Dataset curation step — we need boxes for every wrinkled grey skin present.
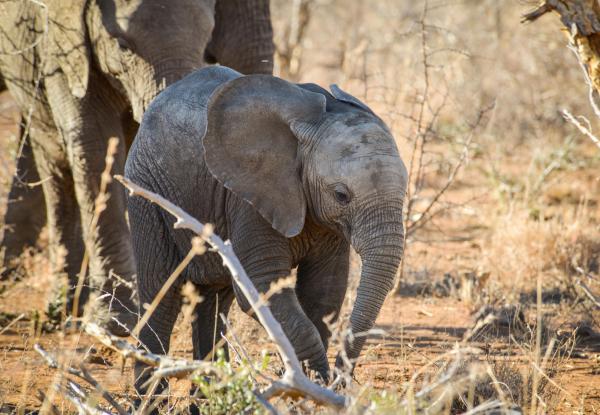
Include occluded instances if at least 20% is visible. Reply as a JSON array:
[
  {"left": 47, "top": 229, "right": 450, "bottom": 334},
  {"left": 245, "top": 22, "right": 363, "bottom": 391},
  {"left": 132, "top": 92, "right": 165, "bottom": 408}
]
[
  {"left": 0, "top": 0, "right": 273, "bottom": 333},
  {"left": 126, "top": 66, "right": 407, "bottom": 393}
]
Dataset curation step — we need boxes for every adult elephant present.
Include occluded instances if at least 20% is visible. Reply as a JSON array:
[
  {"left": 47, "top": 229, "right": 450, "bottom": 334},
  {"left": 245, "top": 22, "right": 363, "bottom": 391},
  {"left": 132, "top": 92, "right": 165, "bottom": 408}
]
[{"left": 0, "top": 0, "right": 273, "bottom": 335}]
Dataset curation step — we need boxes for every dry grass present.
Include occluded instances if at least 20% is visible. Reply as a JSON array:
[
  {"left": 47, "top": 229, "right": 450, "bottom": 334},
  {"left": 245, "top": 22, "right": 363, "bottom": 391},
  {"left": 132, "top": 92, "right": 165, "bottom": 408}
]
[{"left": 483, "top": 205, "right": 600, "bottom": 298}]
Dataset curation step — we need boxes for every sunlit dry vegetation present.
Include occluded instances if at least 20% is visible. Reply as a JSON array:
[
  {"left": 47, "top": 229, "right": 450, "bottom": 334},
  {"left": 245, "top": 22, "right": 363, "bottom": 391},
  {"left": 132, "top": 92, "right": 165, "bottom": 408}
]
[{"left": 0, "top": 0, "right": 599, "bottom": 414}]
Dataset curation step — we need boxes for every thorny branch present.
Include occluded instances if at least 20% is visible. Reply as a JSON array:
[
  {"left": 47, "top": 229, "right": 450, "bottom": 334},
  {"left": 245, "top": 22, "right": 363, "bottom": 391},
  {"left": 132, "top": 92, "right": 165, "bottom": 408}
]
[
  {"left": 394, "top": 2, "right": 489, "bottom": 292},
  {"left": 115, "top": 175, "right": 347, "bottom": 409},
  {"left": 407, "top": 102, "right": 494, "bottom": 237}
]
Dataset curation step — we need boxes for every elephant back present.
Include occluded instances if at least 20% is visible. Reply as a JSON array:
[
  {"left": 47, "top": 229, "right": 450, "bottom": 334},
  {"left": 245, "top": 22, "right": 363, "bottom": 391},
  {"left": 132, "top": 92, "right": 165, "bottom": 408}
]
[{"left": 125, "top": 66, "right": 241, "bottom": 195}]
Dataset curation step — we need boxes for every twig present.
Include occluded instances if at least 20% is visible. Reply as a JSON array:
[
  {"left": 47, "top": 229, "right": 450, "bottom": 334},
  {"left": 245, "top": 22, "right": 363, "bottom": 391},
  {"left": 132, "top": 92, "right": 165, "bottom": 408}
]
[
  {"left": 561, "top": 109, "right": 600, "bottom": 150},
  {"left": 37, "top": 389, "right": 61, "bottom": 415},
  {"left": 34, "top": 344, "right": 128, "bottom": 415},
  {"left": 115, "top": 175, "right": 347, "bottom": 409},
  {"left": 574, "top": 266, "right": 599, "bottom": 282},
  {"left": 407, "top": 103, "right": 492, "bottom": 237},
  {"left": 219, "top": 313, "right": 255, "bottom": 370},
  {"left": 0, "top": 312, "right": 25, "bottom": 335},
  {"left": 59, "top": 382, "right": 112, "bottom": 415},
  {"left": 575, "top": 280, "right": 600, "bottom": 308},
  {"left": 565, "top": 42, "right": 600, "bottom": 120},
  {"left": 521, "top": 1, "right": 554, "bottom": 23}
]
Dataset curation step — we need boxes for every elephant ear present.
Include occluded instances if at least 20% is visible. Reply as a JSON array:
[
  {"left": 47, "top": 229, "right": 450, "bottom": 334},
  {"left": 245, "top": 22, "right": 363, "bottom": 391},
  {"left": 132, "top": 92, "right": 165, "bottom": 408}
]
[
  {"left": 46, "top": 0, "right": 90, "bottom": 98},
  {"left": 203, "top": 75, "right": 326, "bottom": 237},
  {"left": 330, "top": 84, "right": 375, "bottom": 115}
]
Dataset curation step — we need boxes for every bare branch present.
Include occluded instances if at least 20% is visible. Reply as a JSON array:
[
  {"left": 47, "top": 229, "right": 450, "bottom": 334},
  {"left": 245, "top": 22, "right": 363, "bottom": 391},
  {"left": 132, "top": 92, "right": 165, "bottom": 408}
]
[
  {"left": 60, "top": 383, "right": 112, "bottom": 415},
  {"left": 406, "top": 103, "right": 493, "bottom": 237},
  {"left": 575, "top": 280, "right": 600, "bottom": 308},
  {"left": 521, "top": 2, "right": 554, "bottom": 23},
  {"left": 562, "top": 109, "right": 600, "bottom": 150},
  {"left": 0, "top": 312, "right": 25, "bottom": 335}
]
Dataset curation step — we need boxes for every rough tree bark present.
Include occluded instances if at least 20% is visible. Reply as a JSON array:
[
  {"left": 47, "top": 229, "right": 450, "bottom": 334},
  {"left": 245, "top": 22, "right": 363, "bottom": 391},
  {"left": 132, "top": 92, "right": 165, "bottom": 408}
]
[{"left": 524, "top": 0, "right": 600, "bottom": 94}]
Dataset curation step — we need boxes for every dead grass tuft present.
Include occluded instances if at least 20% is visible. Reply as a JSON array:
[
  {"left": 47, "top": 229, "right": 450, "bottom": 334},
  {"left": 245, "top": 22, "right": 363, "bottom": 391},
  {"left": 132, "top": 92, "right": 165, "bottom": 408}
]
[{"left": 483, "top": 205, "right": 600, "bottom": 301}]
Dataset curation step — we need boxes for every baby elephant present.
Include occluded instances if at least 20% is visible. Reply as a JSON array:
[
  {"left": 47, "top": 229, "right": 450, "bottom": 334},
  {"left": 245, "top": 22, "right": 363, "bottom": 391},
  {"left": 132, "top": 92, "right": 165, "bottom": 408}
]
[{"left": 125, "top": 66, "right": 407, "bottom": 392}]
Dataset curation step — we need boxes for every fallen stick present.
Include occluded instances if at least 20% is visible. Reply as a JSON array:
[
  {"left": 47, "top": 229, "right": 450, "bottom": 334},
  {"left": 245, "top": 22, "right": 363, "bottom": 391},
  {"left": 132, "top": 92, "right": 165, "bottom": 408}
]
[
  {"left": 34, "top": 343, "right": 128, "bottom": 415},
  {"left": 576, "top": 280, "right": 600, "bottom": 309},
  {"left": 115, "top": 175, "right": 347, "bottom": 409}
]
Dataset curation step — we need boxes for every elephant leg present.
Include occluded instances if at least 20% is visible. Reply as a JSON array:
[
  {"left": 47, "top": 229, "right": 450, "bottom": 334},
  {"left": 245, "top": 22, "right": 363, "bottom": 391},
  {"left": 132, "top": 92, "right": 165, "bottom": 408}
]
[
  {"left": 135, "top": 283, "right": 181, "bottom": 398},
  {"left": 1, "top": 124, "right": 46, "bottom": 280},
  {"left": 45, "top": 72, "right": 137, "bottom": 335},
  {"left": 229, "top": 211, "right": 330, "bottom": 381},
  {"left": 191, "top": 287, "right": 235, "bottom": 361},
  {"left": 71, "top": 130, "right": 136, "bottom": 334},
  {"left": 205, "top": 0, "right": 274, "bottom": 75},
  {"left": 127, "top": 195, "right": 183, "bottom": 396},
  {"left": 189, "top": 286, "right": 234, "bottom": 407},
  {"left": 29, "top": 132, "right": 86, "bottom": 310},
  {"left": 296, "top": 239, "right": 350, "bottom": 351}
]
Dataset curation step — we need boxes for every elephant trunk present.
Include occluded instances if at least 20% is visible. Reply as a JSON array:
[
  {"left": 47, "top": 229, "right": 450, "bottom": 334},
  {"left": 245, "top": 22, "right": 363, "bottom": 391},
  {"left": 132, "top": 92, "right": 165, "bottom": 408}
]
[
  {"left": 132, "top": 58, "right": 203, "bottom": 122},
  {"left": 205, "top": 0, "right": 274, "bottom": 75},
  {"left": 154, "top": 58, "right": 201, "bottom": 86},
  {"left": 341, "top": 199, "right": 404, "bottom": 369}
]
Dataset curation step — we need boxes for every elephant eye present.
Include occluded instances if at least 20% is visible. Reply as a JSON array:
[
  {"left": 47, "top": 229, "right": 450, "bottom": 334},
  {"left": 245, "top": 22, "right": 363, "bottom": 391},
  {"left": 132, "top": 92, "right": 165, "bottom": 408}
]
[{"left": 333, "top": 184, "right": 351, "bottom": 206}]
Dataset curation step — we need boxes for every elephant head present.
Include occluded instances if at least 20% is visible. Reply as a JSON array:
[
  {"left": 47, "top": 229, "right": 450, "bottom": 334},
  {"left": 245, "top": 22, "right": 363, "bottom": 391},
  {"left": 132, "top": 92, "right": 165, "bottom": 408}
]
[
  {"left": 202, "top": 75, "right": 407, "bottom": 374},
  {"left": 47, "top": 0, "right": 215, "bottom": 122}
]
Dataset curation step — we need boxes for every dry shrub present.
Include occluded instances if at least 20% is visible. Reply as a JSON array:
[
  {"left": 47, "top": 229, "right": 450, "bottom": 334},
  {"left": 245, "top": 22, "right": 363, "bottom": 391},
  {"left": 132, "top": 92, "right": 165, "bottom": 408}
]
[
  {"left": 483, "top": 205, "right": 600, "bottom": 297},
  {"left": 449, "top": 357, "right": 563, "bottom": 413}
]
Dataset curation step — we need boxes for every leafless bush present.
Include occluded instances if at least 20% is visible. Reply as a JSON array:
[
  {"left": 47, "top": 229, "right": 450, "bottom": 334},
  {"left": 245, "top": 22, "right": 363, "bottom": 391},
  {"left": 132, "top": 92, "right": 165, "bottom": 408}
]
[{"left": 481, "top": 206, "right": 600, "bottom": 309}]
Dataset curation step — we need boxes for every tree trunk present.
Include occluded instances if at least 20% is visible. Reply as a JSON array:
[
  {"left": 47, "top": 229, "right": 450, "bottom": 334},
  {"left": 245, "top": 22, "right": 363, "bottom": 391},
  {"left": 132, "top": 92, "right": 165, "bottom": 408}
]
[{"left": 523, "top": 0, "right": 600, "bottom": 94}]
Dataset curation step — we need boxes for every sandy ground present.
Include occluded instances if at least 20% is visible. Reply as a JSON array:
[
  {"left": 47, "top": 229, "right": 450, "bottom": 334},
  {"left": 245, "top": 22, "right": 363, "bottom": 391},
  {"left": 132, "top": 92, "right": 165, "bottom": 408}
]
[{"left": 1, "top": 269, "right": 599, "bottom": 413}]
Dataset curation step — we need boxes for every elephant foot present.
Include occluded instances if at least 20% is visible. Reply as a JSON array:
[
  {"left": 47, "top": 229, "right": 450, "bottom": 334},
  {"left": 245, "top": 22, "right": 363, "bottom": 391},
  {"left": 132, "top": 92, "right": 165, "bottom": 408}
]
[
  {"left": 302, "top": 356, "right": 331, "bottom": 385},
  {"left": 332, "top": 353, "right": 355, "bottom": 388}
]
